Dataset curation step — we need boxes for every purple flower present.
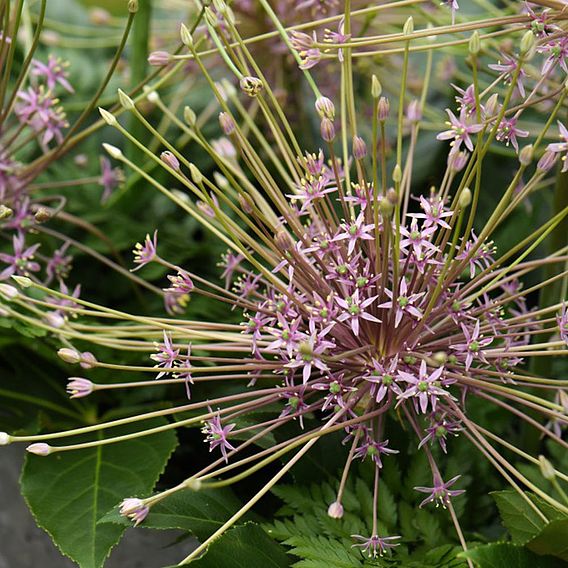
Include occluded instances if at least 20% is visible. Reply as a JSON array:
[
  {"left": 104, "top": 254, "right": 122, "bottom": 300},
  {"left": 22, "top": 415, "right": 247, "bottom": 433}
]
[
  {"left": 488, "top": 53, "right": 527, "bottom": 98},
  {"left": 46, "top": 242, "right": 72, "bottom": 284},
  {"left": 219, "top": 251, "right": 244, "bottom": 288},
  {"left": 364, "top": 357, "right": 403, "bottom": 403},
  {"left": 351, "top": 534, "right": 401, "bottom": 557},
  {"left": 414, "top": 474, "right": 465, "bottom": 508},
  {"left": 150, "top": 331, "right": 180, "bottom": 378},
  {"left": 538, "top": 36, "right": 568, "bottom": 75},
  {"left": 354, "top": 435, "right": 399, "bottom": 468},
  {"left": 334, "top": 213, "right": 375, "bottom": 256},
  {"left": 495, "top": 117, "right": 529, "bottom": 152},
  {"left": 378, "top": 279, "right": 424, "bottom": 328},
  {"left": 336, "top": 289, "right": 381, "bottom": 336},
  {"left": 0, "top": 233, "right": 40, "bottom": 280},
  {"left": 546, "top": 121, "right": 568, "bottom": 172},
  {"left": 132, "top": 231, "right": 158, "bottom": 270},
  {"left": 66, "top": 378, "right": 94, "bottom": 399},
  {"left": 399, "top": 218, "right": 438, "bottom": 259},
  {"left": 31, "top": 55, "right": 74, "bottom": 93},
  {"left": 99, "top": 157, "right": 123, "bottom": 203},
  {"left": 437, "top": 108, "right": 483, "bottom": 152},
  {"left": 119, "top": 498, "right": 149, "bottom": 526},
  {"left": 397, "top": 361, "right": 451, "bottom": 414},
  {"left": 203, "top": 412, "right": 236, "bottom": 462},
  {"left": 452, "top": 84, "right": 478, "bottom": 116},
  {"left": 410, "top": 195, "right": 453, "bottom": 229},
  {"left": 450, "top": 320, "right": 493, "bottom": 371},
  {"left": 419, "top": 413, "right": 462, "bottom": 453}
]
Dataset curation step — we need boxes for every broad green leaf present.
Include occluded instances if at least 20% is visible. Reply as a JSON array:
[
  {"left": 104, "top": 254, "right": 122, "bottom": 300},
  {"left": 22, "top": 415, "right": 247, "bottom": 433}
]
[
  {"left": 526, "top": 520, "right": 568, "bottom": 561},
  {"left": 460, "top": 543, "right": 564, "bottom": 568},
  {"left": 21, "top": 418, "right": 177, "bottom": 568},
  {"left": 100, "top": 487, "right": 246, "bottom": 540},
  {"left": 491, "top": 490, "right": 563, "bottom": 544},
  {"left": 191, "top": 523, "right": 291, "bottom": 567}
]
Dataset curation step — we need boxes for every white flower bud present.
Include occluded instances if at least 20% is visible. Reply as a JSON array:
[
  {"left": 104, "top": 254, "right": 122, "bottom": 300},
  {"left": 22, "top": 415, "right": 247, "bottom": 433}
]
[
  {"left": 117, "top": 88, "right": 135, "bottom": 110},
  {"left": 102, "top": 143, "right": 123, "bottom": 160},
  {"left": 98, "top": 107, "right": 117, "bottom": 126}
]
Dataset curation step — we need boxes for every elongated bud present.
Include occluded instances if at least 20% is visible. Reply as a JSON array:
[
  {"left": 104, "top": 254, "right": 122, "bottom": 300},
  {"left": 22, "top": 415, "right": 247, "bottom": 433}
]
[
  {"left": 327, "top": 501, "right": 344, "bottom": 519},
  {"left": 377, "top": 97, "right": 390, "bottom": 121},
  {"left": 520, "top": 30, "right": 535, "bottom": 56},
  {"left": 161, "top": 151, "right": 180, "bottom": 171},
  {"left": 0, "top": 283, "right": 18, "bottom": 299},
  {"left": 180, "top": 22, "right": 193, "bottom": 47},
  {"left": 80, "top": 352, "right": 97, "bottom": 369},
  {"left": 185, "top": 478, "right": 202, "bottom": 491},
  {"left": 58, "top": 347, "right": 81, "bottom": 364},
  {"left": 469, "top": 31, "right": 480, "bottom": 55},
  {"left": 459, "top": 187, "right": 472, "bottom": 208},
  {"left": 239, "top": 76, "right": 263, "bottom": 97},
  {"left": 0, "top": 205, "right": 13, "bottom": 220},
  {"left": 67, "top": 377, "right": 94, "bottom": 399},
  {"left": 214, "top": 173, "right": 229, "bottom": 189},
  {"left": 128, "top": 0, "right": 138, "bottom": 13},
  {"left": 117, "top": 88, "right": 134, "bottom": 110},
  {"left": 403, "top": 16, "right": 414, "bottom": 36},
  {"left": 148, "top": 51, "right": 171, "bottom": 66},
  {"left": 99, "top": 107, "right": 117, "bottom": 126},
  {"left": 537, "top": 149, "right": 557, "bottom": 172},
  {"left": 204, "top": 6, "right": 219, "bottom": 28},
  {"left": 189, "top": 164, "right": 203, "bottom": 185},
  {"left": 519, "top": 144, "right": 533, "bottom": 166},
  {"left": 320, "top": 117, "right": 335, "bottom": 142},
  {"left": 0, "top": 432, "right": 11, "bottom": 446},
  {"left": 379, "top": 197, "right": 394, "bottom": 217},
  {"left": 386, "top": 187, "right": 398, "bottom": 205},
  {"left": 184, "top": 106, "right": 196, "bottom": 125},
  {"left": 392, "top": 164, "right": 402, "bottom": 183},
  {"left": 315, "top": 96, "right": 335, "bottom": 120},
  {"left": 237, "top": 193, "right": 254, "bottom": 214},
  {"left": 485, "top": 93, "right": 499, "bottom": 117},
  {"left": 275, "top": 230, "right": 293, "bottom": 252},
  {"left": 27, "top": 443, "right": 51, "bottom": 456},
  {"left": 538, "top": 455, "right": 555, "bottom": 480},
  {"left": 219, "top": 112, "right": 236, "bottom": 135},
  {"left": 144, "top": 87, "right": 159, "bottom": 104},
  {"left": 352, "top": 136, "right": 367, "bottom": 160},
  {"left": 12, "top": 275, "right": 32, "bottom": 288},
  {"left": 371, "top": 75, "right": 382, "bottom": 98},
  {"left": 102, "top": 143, "right": 123, "bottom": 160}
]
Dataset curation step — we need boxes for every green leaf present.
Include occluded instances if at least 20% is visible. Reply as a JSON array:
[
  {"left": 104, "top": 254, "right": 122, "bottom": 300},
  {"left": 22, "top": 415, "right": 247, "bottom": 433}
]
[
  {"left": 492, "top": 490, "right": 564, "bottom": 544},
  {"left": 100, "top": 487, "right": 246, "bottom": 540},
  {"left": 526, "top": 520, "right": 568, "bottom": 561},
  {"left": 281, "top": 534, "right": 360, "bottom": 568},
  {"left": 460, "top": 543, "right": 564, "bottom": 568},
  {"left": 21, "top": 418, "right": 177, "bottom": 568},
  {"left": 190, "top": 523, "right": 291, "bottom": 567}
]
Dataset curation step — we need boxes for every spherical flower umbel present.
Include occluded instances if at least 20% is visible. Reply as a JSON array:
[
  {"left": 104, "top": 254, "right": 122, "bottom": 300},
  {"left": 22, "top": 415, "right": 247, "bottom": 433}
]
[{"left": 5, "top": 4, "right": 568, "bottom": 566}]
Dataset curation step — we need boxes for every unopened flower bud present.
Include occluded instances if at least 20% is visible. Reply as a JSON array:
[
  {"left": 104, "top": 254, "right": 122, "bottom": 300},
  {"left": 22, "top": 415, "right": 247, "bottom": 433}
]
[
  {"left": 352, "top": 136, "right": 367, "bottom": 160},
  {"left": 459, "top": 187, "right": 472, "bottom": 209},
  {"left": 392, "top": 164, "right": 402, "bottom": 183},
  {"left": 520, "top": 30, "right": 535, "bottom": 56},
  {"left": 204, "top": 6, "right": 219, "bottom": 28},
  {"left": 148, "top": 51, "right": 171, "bottom": 66},
  {"left": 119, "top": 498, "right": 149, "bottom": 526},
  {"left": 67, "top": 377, "right": 94, "bottom": 399},
  {"left": 386, "top": 187, "right": 398, "bottom": 205},
  {"left": 538, "top": 455, "right": 555, "bottom": 480},
  {"left": 519, "top": 144, "right": 533, "bottom": 166},
  {"left": 180, "top": 22, "right": 193, "bottom": 47},
  {"left": 189, "top": 164, "right": 203, "bottom": 185},
  {"left": 185, "top": 477, "right": 202, "bottom": 491},
  {"left": 377, "top": 97, "right": 390, "bottom": 121},
  {"left": 102, "top": 143, "right": 123, "bottom": 160},
  {"left": 379, "top": 197, "right": 394, "bottom": 217},
  {"left": 0, "top": 205, "right": 13, "bottom": 220},
  {"left": 315, "top": 96, "right": 335, "bottom": 120},
  {"left": 320, "top": 117, "right": 335, "bottom": 142},
  {"left": 144, "top": 89, "right": 159, "bottom": 104},
  {"left": 0, "top": 284, "right": 18, "bottom": 299},
  {"left": 448, "top": 150, "right": 468, "bottom": 173},
  {"left": 371, "top": 75, "right": 382, "bottom": 98},
  {"left": 45, "top": 311, "right": 65, "bottom": 328},
  {"left": 89, "top": 8, "right": 111, "bottom": 25},
  {"left": 407, "top": 99, "right": 422, "bottom": 123},
  {"left": 432, "top": 351, "right": 448, "bottom": 366},
  {"left": 327, "top": 501, "right": 344, "bottom": 519},
  {"left": 403, "top": 16, "right": 414, "bottom": 36},
  {"left": 161, "top": 151, "right": 180, "bottom": 171},
  {"left": 58, "top": 347, "right": 81, "bottom": 364},
  {"left": 98, "top": 107, "right": 117, "bottom": 126},
  {"left": 0, "top": 432, "right": 11, "bottom": 446},
  {"left": 239, "top": 76, "right": 263, "bottom": 97},
  {"left": 117, "top": 88, "right": 134, "bottom": 110},
  {"left": 80, "top": 352, "right": 98, "bottom": 369},
  {"left": 27, "top": 443, "right": 51, "bottom": 456},
  {"left": 485, "top": 93, "right": 499, "bottom": 117},
  {"left": 237, "top": 193, "right": 254, "bottom": 214},
  {"left": 469, "top": 31, "right": 480, "bottom": 55},
  {"left": 219, "top": 112, "right": 236, "bottom": 135},
  {"left": 34, "top": 207, "right": 51, "bottom": 223},
  {"left": 128, "top": 0, "right": 138, "bottom": 13},
  {"left": 213, "top": 173, "right": 229, "bottom": 189},
  {"left": 275, "top": 230, "right": 293, "bottom": 252},
  {"left": 537, "top": 150, "right": 557, "bottom": 172},
  {"left": 12, "top": 275, "right": 32, "bottom": 288},
  {"left": 183, "top": 106, "right": 196, "bottom": 125}
]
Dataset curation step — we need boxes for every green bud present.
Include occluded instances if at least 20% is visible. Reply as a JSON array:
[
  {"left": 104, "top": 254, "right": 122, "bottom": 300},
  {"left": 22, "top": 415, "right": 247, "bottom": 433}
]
[
  {"left": 392, "top": 164, "right": 402, "bottom": 183},
  {"left": 98, "top": 107, "right": 117, "bottom": 126},
  {"left": 0, "top": 205, "right": 13, "bottom": 220},
  {"left": 371, "top": 75, "right": 382, "bottom": 98},
  {"left": 538, "top": 455, "right": 555, "bottom": 480},
  {"left": 117, "top": 88, "right": 134, "bottom": 110},
  {"left": 459, "top": 187, "right": 472, "bottom": 209},
  {"left": 520, "top": 30, "right": 535, "bottom": 56},
  {"left": 469, "top": 31, "right": 480, "bottom": 55},
  {"left": 519, "top": 144, "right": 533, "bottom": 166},
  {"left": 189, "top": 163, "right": 203, "bottom": 185},
  {"left": 403, "top": 16, "right": 414, "bottom": 36},
  {"left": 184, "top": 105, "right": 197, "bottom": 125},
  {"left": 180, "top": 22, "right": 193, "bottom": 46},
  {"left": 102, "top": 143, "right": 123, "bottom": 160},
  {"left": 128, "top": 0, "right": 138, "bottom": 13}
]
